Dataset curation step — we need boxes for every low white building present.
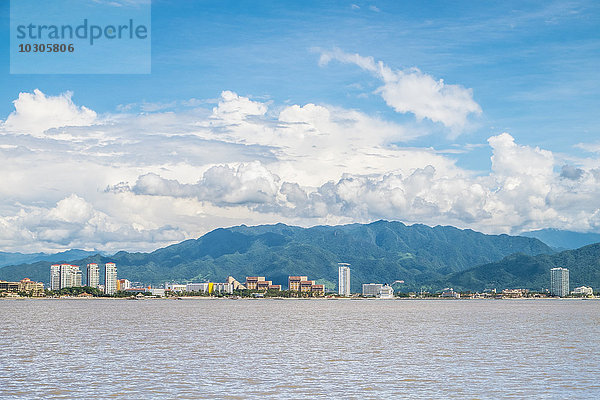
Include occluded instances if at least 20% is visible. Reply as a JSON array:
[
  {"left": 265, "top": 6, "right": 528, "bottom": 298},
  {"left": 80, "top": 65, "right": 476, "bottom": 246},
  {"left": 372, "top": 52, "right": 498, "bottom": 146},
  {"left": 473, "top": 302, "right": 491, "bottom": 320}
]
[
  {"left": 572, "top": 286, "right": 593, "bottom": 296},
  {"left": 165, "top": 283, "right": 187, "bottom": 292},
  {"left": 378, "top": 285, "right": 394, "bottom": 299},
  {"left": 362, "top": 283, "right": 394, "bottom": 298},
  {"left": 186, "top": 282, "right": 233, "bottom": 294}
]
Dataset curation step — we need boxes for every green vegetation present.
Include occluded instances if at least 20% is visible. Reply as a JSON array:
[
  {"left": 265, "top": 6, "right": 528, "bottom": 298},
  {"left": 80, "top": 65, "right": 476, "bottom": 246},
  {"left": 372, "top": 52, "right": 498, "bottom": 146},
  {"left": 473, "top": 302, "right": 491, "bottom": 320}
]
[{"left": 439, "top": 243, "right": 600, "bottom": 291}]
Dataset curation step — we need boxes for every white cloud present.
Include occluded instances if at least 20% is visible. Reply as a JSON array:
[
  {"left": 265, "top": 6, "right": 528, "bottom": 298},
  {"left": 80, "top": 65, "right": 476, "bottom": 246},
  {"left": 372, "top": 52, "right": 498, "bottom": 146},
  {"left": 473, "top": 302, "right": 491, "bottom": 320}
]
[
  {"left": 1, "top": 89, "right": 600, "bottom": 252},
  {"left": 3, "top": 89, "right": 97, "bottom": 136},
  {"left": 319, "top": 49, "right": 482, "bottom": 134}
]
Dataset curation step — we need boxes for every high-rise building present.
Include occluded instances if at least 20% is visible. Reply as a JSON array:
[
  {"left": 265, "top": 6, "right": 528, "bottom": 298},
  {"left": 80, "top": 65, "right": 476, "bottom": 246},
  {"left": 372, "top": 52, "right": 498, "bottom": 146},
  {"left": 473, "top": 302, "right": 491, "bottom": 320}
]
[
  {"left": 104, "top": 263, "right": 117, "bottom": 295},
  {"left": 86, "top": 263, "right": 99, "bottom": 288},
  {"left": 550, "top": 267, "right": 569, "bottom": 297},
  {"left": 50, "top": 264, "right": 82, "bottom": 290},
  {"left": 338, "top": 263, "right": 351, "bottom": 296},
  {"left": 50, "top": 264, "right": 61, "bottom": 290}
]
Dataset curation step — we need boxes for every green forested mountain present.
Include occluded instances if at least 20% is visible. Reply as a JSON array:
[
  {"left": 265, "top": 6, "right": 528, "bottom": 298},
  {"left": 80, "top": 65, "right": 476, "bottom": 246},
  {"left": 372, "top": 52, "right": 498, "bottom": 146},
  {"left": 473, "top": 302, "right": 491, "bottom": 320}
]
[
  {"left": 0, "top": 221, "right": 552, "bottom": 291},
  {"left": 441, "top": 243, "right": 600, "bottom": 291}
]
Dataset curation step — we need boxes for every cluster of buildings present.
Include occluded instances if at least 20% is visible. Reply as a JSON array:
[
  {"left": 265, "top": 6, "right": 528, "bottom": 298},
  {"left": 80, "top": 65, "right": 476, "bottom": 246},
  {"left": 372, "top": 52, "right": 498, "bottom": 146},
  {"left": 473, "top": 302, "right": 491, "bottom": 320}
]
[
  {"left": 0, "top": 278, "right": 45, "bottom": 296},
  {"left": 50, "top": 262, "right": 118, "bottom": 295},
  {"left": 549, "top": 267, "right": 593, "bottom": 297}
]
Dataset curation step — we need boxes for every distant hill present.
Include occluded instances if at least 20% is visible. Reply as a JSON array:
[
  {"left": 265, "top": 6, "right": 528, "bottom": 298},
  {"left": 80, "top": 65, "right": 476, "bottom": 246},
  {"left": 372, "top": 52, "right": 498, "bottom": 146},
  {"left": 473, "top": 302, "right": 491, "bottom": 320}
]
[
  {"left": 520, "top": 228, "right": 600, "bottom": 250},
  {"left": 440, "top": 243, "right": 600, "bottom": 292},
  {"left": 0, "top": 221, "right": 553, "bottom": 291},
  {"left": 0, "top": 249, "right": 101, "bottom": 268}
]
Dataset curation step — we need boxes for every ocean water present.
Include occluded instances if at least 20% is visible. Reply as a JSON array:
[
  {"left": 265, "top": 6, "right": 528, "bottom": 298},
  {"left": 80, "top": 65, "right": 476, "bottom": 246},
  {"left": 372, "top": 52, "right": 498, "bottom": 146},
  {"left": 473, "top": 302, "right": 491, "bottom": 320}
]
[{"left": 1, "top": 298, "right": 599, "bottom": 399}]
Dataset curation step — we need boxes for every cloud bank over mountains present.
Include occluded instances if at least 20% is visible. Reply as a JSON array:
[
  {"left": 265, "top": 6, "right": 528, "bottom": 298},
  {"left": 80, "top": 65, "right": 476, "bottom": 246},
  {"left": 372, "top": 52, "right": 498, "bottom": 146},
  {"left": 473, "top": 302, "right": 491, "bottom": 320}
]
[{"left": 1, "top": 53, "right": 598, "bottom": 253}]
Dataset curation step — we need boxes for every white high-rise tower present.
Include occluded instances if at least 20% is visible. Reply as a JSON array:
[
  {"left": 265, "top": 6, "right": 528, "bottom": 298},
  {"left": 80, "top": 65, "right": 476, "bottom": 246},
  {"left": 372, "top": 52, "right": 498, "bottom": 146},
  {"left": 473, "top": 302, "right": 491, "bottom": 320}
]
[
  {"left": 104, "top": 263, "right": 117, "bottom": 295},
  {"left": 338, "top": 263, "right": 351, "bottom": 296},
  {"left": 87, "top": 263, "right": 100, "bottom": 288},
  {"left": 550, "top": 267, "right": 569, "bottom": 297}
]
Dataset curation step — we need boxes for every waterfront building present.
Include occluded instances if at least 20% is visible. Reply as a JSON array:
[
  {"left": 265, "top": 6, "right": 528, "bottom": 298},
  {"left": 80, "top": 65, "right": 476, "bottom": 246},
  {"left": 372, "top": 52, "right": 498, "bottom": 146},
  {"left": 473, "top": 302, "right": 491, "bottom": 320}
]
[
  {"left": 116, "top": 279, "right": 131, "bottom": 291},
  {"left": 50, "top": 264, "right": 82, "bottom": 290},
  {"left": 362, "top": 283, "right": 394, "bottom": 298},
  {"left": 0, "top": 280, "right": 19, "bottom": 292},
  {"left": 311, "top": 284, "right": 325, "bottom": 295},
  {"left": 50, "top": 264, "right": 60, "bottom": 290},
  {"left": 268, "top": 284, "right": 282, "bottom": 291},
  {"left": 363, "top": 283, "right": 383, "bottom": 297},
  {"left": 378, "top": 285, "right": 394, "bottom": 299},
  {"left": 17, "top": 278, "right": 45, "bottom": 296},
  {"left": 245, "top": 277, "right": 266, "bottom": 290},
  {"left": 226, "top": 276, "right": 246, "bottom": 290},
  {"left": 185, "top": 282, "right": 233, "bottom": 294},
  {"left": 165, "top": 283, "right": 187, "bottom": 292},
  {"left": 572, "top": 286, "right": 593, "bottom": 296},
  {"left": 288, "top": 276, "right": 308, "bottom": 291},
  {"left": 300, "top": 280, "right": 316, "bottom": 292},
  {"left": 338, "top": 263, "right": 351, "bottom": 296},
  {"left": 501, "top": 289, "right": 529, "bottom": 298},
  {"left": 86, "top": 263, "right": 99, "bottom": 288},
  {"left": 441, "top": 288, "right": 460, "bottom": 298},
  {"left": 550, "top": 267, "right": 569, "bottom": 297},
  {"left": 256, "top": 280, "right": 273, "bottom": 291},
  {"left": 104, "top": 263, "right": 117, "bottom": 295}
]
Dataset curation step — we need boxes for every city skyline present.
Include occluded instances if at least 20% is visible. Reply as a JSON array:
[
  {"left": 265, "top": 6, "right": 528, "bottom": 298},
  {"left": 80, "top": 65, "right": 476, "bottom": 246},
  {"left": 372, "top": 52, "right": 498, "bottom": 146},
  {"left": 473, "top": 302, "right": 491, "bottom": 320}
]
[{"left": 0, "top": 1, "right": 598, "bottom": 254}]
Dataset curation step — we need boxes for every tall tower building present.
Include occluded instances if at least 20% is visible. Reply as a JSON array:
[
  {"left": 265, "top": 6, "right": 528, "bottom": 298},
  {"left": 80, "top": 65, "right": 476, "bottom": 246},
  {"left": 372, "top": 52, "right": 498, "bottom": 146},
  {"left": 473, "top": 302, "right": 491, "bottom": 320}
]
[
  {"left": 104, "top": 263, "right": 117, "bottom": 295},
  {"left": 50, "top": 264, "right": 82, "bottom": 290},
  {"left": 87, "top": 263, "right": 100, "bottom": 288},
  {"left": 338, "top": 263, "right": 351, "bottom": 296},
  {"left": 50, "top": 264, "right": 61, "bottom": 290},
  {"left": 550, "top": 267, "right": 569, "bottom": 297}
]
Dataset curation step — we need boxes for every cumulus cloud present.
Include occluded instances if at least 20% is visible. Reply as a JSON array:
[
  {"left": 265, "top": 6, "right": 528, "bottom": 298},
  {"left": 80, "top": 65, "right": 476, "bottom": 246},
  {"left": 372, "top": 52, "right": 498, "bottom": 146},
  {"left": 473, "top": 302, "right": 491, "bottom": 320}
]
[
  {"left": 2, "top": 89, "right": 97, "bottom": 135},
  {"left": 128, "top": 162, "right": 280, "bottom": 206},
  {"left": 318, "top": 49, "right": 482, "bottom": 133},
  {"left": 2, "top": 89, "right": 600, "bottom": 252}
]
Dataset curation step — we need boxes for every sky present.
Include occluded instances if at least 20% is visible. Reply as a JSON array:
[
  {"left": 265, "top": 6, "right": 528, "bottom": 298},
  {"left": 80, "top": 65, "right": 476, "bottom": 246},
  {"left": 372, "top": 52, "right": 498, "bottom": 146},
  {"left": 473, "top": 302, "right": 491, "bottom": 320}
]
[{"left": 0, "top": 0, "right": 599, "bottom": 253}]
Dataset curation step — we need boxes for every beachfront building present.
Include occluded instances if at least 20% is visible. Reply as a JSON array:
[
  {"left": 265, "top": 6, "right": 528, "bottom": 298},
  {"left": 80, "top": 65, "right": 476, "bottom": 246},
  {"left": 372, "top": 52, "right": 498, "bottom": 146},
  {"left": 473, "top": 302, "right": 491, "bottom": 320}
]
[
  {"left": 116, "top": 279, "right": 131, "bottom": 291},
  {"left": 245, "top": 277, "right": 279, "bottom": 291},
  {"left": 572, "top": 286, "right": 593, "bottom": 296},
  {"left": 288, "top": 276, "right": 324, "bottom": 295},
  {"left": 186, "top": 282, "right": 233, "bottom": 294},
  {"left": 0, "top": 278, "right": 44, "bottom": 296},
  {"left": 86, "top": 263, "right": 99, "bottom": 288},
  {"left": 245, "top": 277, "right": 265, "bottom": 290},
  {"left": 550, "top": 267, "right": 569, "bottom": 297},
  {"left": 363, "top": 283, "right": 383, "bottom": 297},
  {"left": 441, "top": 288, "right": 460, "bottom": 298},
  {"left": 50, "top": 264, "right": 82, "bottom": 290},
  {"left": 165, "top": 283, "right": 187, "bottom": 292},
  {"left": 288, "top": 276, "right": 308, "bottom": 291},
  {"left": 338, "top": 263, "right": 351, "bottom": 296},
  {"left": 226, "top": 276, "right": 246, "bottom": 290},
  {"left": 362, "top": 283, "right": 394, "bottom": 298},
  {"left": 104, "top": 263, "right": 117, "bottom": 295}
]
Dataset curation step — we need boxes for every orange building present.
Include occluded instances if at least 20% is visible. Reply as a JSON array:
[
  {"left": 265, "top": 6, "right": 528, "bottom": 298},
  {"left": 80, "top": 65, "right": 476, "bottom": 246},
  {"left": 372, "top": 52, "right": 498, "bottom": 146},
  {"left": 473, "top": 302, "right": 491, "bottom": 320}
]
[
  {"left": 288, "top": 276, "right": 308, "bottom": 291},
  {"left": 245, "top": 277, "right": 266, "bottom": 290},
  {"left": 300, "top": 280, "right": 316, "bottom": 292}
]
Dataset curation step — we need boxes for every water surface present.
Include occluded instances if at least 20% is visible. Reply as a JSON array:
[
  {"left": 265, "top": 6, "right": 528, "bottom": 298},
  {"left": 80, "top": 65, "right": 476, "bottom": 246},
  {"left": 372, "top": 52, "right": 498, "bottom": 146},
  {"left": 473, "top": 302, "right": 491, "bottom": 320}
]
[{"left": 1, "top": 298, "right": 599, "bottom": 399}]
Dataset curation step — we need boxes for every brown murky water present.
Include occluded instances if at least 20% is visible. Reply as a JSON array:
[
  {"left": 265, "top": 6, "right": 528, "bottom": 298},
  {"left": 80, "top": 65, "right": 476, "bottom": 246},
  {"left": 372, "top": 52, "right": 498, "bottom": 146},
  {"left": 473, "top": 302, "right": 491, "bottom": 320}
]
[{"left": 1, "top": 298, "right": 599, "bottom": 399}]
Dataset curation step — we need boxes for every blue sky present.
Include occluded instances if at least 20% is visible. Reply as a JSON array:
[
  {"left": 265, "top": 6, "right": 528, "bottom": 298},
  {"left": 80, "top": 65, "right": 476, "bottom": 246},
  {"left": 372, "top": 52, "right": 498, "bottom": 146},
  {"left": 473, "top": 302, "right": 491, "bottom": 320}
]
[{"left": 0, "top": 0, "right": 599, "bottom": 252}]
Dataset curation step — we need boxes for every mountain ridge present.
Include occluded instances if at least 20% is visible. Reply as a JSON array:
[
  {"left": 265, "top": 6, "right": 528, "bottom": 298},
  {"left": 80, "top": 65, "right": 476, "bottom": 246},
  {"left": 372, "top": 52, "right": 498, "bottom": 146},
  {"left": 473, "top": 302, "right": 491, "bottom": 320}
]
[{"left": 0, "top": 220, "right": 553, "bottom": 291}]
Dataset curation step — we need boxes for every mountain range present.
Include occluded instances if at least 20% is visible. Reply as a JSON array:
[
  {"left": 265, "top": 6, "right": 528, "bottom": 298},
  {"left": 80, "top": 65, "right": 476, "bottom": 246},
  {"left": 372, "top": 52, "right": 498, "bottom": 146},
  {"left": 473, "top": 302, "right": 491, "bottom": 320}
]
[
  {"left": 520, "top": 228, "right": 600, "bottom": 250},
  {"left": 0, "top": 221, "right": 555, "bottom": 291},
  {"left": 440, "top": 243, "right": 600, "bottom": 292},
  {"left": 0, "top": 249, "right": 100, "bottom": 268}
]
